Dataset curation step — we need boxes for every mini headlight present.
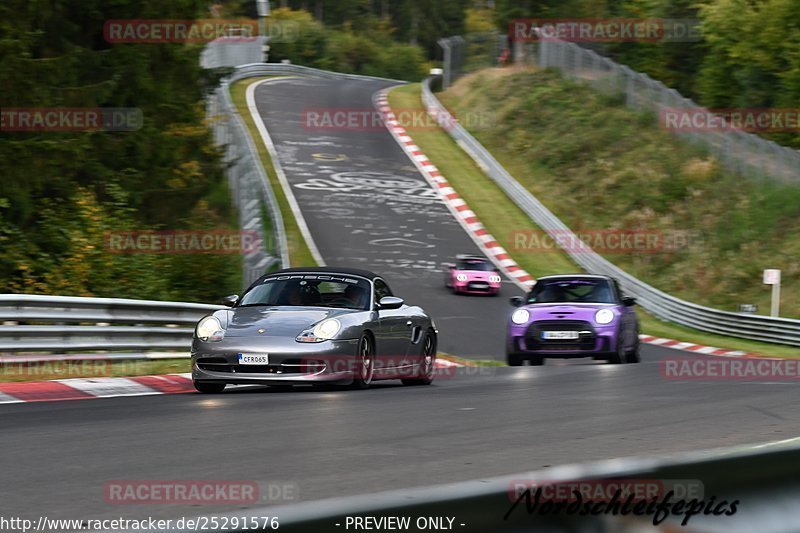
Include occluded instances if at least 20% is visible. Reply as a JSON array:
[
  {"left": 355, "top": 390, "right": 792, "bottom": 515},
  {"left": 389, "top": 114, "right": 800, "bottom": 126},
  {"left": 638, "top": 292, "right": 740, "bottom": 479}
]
[
  {"left": 456, "top": 274, "right": 468, "bottom": 282},
  {"left": 511, "top": 309, "right": 530, "bottom": 325},
  {"left": 489, "top": 275, "right": 502, "bottom": 283},
  {"left": 595, "top": 309, "right": 615, "bottom": 325},
  {"left": 196, "top": 316, "right": 224, "bottom": 341}
]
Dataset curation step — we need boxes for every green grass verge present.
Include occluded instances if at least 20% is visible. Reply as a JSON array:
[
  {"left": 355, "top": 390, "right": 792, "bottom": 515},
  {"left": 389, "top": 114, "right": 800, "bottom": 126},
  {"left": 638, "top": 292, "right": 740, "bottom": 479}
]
[
  {"left": 439, "top": 353, "right": 505, "bottom": 367},
  {"left": 0, "top": 359, "right": 190, "bottom": 383},
  {"left": 438, "top": 68, "right": 799, "bottom": 320},
  {"left": 388, "top": 82, "right": 799, "bottom": 358},
  {"left": 230, "top": 77, "right": 317, "bottom": 267}
]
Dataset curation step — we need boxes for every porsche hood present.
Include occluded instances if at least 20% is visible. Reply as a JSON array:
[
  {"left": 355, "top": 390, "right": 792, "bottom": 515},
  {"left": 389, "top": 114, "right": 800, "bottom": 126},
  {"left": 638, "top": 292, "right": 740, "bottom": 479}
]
[{"left": 220, "top": 307, "right": 356, "bottom": 337}]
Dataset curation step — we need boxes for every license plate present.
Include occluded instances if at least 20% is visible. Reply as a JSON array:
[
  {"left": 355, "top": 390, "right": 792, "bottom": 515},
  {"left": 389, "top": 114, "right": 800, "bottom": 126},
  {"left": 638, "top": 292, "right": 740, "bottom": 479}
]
[
  {"left": 542, "top": 331, "right": 579, "bottom": 340},
  {"left": 238, "top": 353, "right": 269, "bottom": 365},
  {"left": 472, "top": 282, "right": 489, "bottom": 288}
]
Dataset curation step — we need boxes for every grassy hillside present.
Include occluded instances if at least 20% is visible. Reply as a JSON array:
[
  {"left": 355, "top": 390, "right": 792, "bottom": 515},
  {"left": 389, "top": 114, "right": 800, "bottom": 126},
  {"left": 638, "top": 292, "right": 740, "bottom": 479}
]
[{"left": 438, "top": 68, "right": 799, "bottom": 320}]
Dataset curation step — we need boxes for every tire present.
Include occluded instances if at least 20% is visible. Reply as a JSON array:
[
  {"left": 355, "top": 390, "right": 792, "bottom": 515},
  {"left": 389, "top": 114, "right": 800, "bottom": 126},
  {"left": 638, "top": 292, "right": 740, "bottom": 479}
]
[
  {"left": 606, "top": 337, "right": 625, "bottom": 364},
  {"left": 626, "top": 341, "right": 641, "bottom": 363},
  {"left": 351, "top": 333, "right": 375, "bottom": 390},
  {"left": 402, "top": 331, "right": 436, "bottom": 386},
  {"left": 508, "top": 353, "right": 542, "bottom": 366},
  {"left": 193, "top": 381, "right": 226, "bottom": 393},
  {"left": 507, "top": 353, "right": 523, "bottom": 366}
]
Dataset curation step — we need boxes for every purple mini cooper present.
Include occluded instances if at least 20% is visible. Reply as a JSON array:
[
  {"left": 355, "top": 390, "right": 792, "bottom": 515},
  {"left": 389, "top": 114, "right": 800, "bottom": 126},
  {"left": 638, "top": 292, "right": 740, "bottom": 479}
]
[{"left": 506, "top": 274, "right": 640, "bottom": 366}]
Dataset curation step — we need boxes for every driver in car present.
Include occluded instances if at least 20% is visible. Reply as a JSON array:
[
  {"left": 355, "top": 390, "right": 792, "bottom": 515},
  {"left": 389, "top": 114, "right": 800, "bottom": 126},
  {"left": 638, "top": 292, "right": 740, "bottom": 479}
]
[{"left": 343, "top": 284, "right": 367, "bottom": 309}]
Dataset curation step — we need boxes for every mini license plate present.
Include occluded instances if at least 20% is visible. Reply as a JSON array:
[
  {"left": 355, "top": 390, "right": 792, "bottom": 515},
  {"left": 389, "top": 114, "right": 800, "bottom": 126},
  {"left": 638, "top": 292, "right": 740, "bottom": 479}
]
[
  {"left": 542, "top": 331, "right": 579, "bottom": 340},
  {"left": 238, "top": 353, "right": 269, "bottom": 365},
  {"left": 471, "top": 282, "right": 489, "bottom": 288}
]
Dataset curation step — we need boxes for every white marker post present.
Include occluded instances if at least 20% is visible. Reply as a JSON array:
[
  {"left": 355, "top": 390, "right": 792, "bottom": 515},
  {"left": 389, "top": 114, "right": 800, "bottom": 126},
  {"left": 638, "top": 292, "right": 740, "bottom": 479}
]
[
  {"left": 256, "top": 0, "right": 270, "bottom": 62},
  {"left": 763, "top": 269, "right": 781, "bottom": 317}
]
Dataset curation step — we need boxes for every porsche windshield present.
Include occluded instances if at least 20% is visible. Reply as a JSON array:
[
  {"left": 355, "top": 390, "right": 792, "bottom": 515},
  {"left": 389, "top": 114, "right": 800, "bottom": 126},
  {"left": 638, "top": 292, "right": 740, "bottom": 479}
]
[
  {"left": 527, "top": 279, "right": 616, "bottom": 304},
  {"left": 239, "top": 277, "right": 371, "bottom": 310}
]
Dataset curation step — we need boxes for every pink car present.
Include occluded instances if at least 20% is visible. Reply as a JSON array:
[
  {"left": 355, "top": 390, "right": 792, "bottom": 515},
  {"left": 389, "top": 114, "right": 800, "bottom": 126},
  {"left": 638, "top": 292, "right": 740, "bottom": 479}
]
[{"left": 444, "top": 255, "right": 502, "bottom": 296}]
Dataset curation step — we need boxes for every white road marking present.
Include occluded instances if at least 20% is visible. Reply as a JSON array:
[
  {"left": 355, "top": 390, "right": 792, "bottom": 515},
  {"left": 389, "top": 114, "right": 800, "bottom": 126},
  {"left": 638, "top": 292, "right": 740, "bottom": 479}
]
[
  {"left": 246, "top": 78, "right": 326, "bottom": 266},
  {"left": 54, "top": 377, "right": 159, "bottom": 398}
]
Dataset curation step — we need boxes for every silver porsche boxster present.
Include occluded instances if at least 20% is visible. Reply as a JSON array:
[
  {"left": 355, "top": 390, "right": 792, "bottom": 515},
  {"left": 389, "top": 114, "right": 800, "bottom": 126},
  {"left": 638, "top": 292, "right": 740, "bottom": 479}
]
[{"left": 191, "top": 267, "right": 438, "bottom": 392}]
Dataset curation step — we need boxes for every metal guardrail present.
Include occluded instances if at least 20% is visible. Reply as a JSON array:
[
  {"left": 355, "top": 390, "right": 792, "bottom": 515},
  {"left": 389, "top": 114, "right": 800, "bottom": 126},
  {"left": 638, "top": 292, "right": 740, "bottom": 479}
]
[
  {"left": 422, "top": 76, "right": 800, "bottom": 349},
  {"left": 159, "top": 439, "right": 800, "bottom": 532},
  {"left": 222, "top": 62, "right": 407, "bottom": 83},
  {"left": 201, "top": 36, "right": 268, "bottom": 69},
  {"left": 207, "top": 70, "right": 286, "bottom": 287},
  {"left": 438, "top": 34, "right": 799, "bottom": 183},
  {"left": 0, "top": 295, "right": 221, "bottom": 353},
  {"left": 534, "top": 38, "right": 800, "bottom": 183}
]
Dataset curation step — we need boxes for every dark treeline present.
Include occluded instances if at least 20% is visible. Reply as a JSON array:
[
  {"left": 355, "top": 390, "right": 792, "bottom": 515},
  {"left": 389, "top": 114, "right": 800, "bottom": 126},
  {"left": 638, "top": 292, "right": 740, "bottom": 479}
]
[{"left": 0, "top": 0, "right": 239, "bottom": 300}]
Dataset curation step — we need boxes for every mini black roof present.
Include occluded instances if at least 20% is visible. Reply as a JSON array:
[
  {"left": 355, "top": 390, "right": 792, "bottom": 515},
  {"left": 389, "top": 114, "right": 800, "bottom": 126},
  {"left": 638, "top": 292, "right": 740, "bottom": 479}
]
[
  {"left": 456, "top": 254, "right": 488, "bottom": 261},
  {"left": 268, "top": 266, "right": 380, "bottom": 280}
]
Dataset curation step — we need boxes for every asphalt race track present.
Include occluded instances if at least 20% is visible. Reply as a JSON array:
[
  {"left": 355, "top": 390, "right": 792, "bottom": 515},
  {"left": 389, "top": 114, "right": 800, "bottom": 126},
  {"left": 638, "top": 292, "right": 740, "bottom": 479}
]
[
  {"left": 2, "top": 357, "right": 799, "bottom": 522},
  {"left": 248, "top": 76, "right": 524, "bottom": 359},
  {"left": 2, "top": 76, "right": 798, "bottom": 526}
]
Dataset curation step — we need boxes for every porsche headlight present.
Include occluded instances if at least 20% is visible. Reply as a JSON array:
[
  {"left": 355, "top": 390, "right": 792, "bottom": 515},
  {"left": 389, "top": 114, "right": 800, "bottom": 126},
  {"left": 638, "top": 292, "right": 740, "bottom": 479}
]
[
  {"left": 196, "top": 316, "right": 224, "bottom": 342},
  {"left": 314, "top": 318, "right": 341, "bottom": 339},
  {"left": 456, "top": 274, "right": 468, "bottom": 282},
  {"left": 595, "top": 309, "right": 615, "bottom": 325},
  {"left": 296, "top": 318, "right": 341, "bottom": 343},
  {"left": 489, "top": 275, "right": 502, "bottom": 283},
  {"left": 511, "top": 309, "right": 530, "bottom": 325}
]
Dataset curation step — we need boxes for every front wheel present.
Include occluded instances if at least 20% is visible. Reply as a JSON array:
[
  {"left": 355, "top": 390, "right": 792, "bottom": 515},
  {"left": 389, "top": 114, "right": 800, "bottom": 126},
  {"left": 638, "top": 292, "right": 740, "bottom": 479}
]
[
  {"left": 626, "top": 342, "right": 641, "bottom": 363},
  {"left": 507, "top": 353, "right": 523, "bottom": 366},
  {"left": 351, "top": 334, "right": 375, "bottom": 390},
  {"left": 402, "top": 331, "right": 436, "bottom": 386},
  {"left": 605, "top": 337, "right": 625, "bottom": 364},
  {"left": 193, "top": 381, "right": 226, "bottom": 394},
  {"left": 507, "top": 353, "right": 542, "bottom": 366}
]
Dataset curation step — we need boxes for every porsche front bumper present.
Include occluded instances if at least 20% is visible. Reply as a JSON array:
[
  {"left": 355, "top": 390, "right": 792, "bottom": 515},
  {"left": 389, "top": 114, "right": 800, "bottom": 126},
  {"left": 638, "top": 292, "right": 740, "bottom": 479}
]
[{"left": 191, "top": 337, "right": 361, "bottom": 385}]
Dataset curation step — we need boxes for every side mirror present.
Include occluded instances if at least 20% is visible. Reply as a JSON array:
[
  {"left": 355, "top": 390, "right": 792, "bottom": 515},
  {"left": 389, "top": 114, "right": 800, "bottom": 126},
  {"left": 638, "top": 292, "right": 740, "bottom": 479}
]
[
  {"left": 622, "top": 296, "right": 637, "bottom": 307},
  {"left": 510, "top": 296, "right": 524, "bottom": 307},
  {"left": 221, "top": 294, "right": 239, "bottom": 307},
  {"left": 377, "top": 296, "right": 404, "bottom": 310},
  {"left": 443, "top": 262, "right": 456, "bottom": 269}
]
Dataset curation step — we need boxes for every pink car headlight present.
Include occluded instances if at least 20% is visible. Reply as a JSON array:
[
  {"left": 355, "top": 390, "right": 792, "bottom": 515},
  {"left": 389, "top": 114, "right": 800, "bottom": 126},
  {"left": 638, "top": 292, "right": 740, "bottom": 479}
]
[
  {"left": 489, "top": 275, "right": 502, "bottom": 283},
  {"left": 456, "top": 274, "right": 468, "bottom": 282}
]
